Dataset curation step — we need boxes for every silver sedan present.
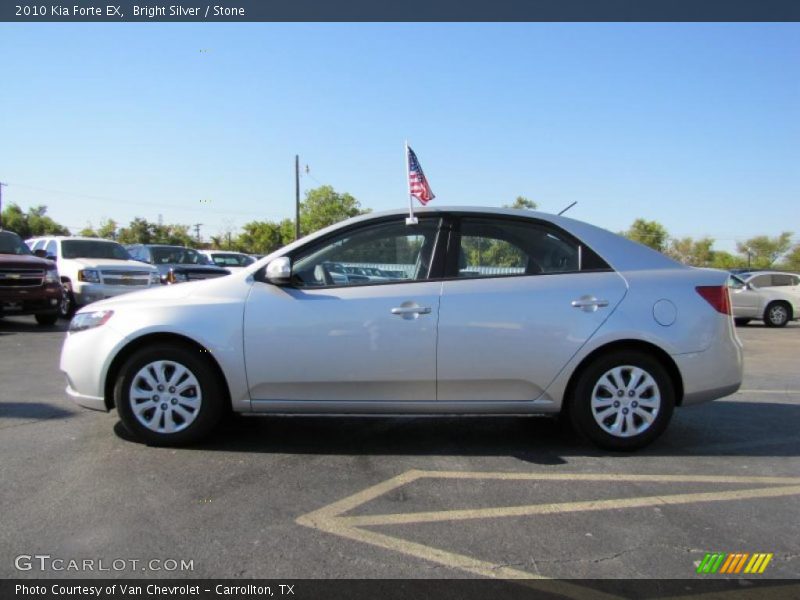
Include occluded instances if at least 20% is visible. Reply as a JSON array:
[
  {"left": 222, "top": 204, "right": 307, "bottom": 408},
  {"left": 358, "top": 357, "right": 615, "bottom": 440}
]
[{"left": 60, "top": 207, "right": 743, "bottom": 450}]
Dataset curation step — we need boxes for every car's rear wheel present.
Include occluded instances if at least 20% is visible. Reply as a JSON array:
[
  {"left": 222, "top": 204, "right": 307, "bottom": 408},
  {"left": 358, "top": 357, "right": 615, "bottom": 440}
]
[
  {"left": 35, "top": 313, "right": 58, "bottom": 326},
  {"left": 568, "top": 351, "right": 675, "bottom": 451},
  {"left": 734, "top": 318, "right": 751, "bottom": 326},
  {"left": 763, "top": 302, "right": 790, "bottom": 328},
  {"left": 114, "top": 343, "right": 225, "bottom": 446}
]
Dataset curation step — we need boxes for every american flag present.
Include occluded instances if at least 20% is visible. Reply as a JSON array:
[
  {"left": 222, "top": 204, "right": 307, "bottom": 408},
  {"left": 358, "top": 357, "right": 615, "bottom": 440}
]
[{"left": 407, "top": 146, "right": 435, "bottom": 205}]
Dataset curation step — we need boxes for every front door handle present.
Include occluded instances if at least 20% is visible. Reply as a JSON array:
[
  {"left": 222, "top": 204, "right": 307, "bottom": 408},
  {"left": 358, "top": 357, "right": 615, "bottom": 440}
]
[
  {"left": 391, "top": 305, "right": 432, "bottom": 316},
  {"left": 571, "top": 296, "right": 609, "bottom": 312}
]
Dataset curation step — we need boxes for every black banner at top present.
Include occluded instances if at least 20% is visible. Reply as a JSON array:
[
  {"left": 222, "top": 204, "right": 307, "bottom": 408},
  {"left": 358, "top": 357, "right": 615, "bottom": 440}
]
[{"left": 2, "top": 0, "right": 800, "bottom": 22}]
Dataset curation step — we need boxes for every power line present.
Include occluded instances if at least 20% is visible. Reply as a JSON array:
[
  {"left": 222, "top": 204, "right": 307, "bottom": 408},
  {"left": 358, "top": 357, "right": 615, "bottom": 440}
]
[{"left": 6, "top": 182, "right": 283, "bottom": 219}]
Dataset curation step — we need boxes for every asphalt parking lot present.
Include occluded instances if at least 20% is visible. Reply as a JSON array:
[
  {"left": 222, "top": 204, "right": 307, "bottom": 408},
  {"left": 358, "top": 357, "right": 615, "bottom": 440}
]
[{"left": 1, "top": 317, "right": 798, "bottom": 581}]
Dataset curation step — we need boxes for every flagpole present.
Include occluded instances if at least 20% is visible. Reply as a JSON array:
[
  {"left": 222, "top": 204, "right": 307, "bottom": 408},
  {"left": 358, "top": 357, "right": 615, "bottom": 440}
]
[{"left": 405, "top": 140, "right": 418, "bottom": 225}]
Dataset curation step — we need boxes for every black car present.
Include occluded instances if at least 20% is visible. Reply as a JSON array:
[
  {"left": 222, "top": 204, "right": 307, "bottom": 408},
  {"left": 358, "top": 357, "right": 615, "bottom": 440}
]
[{"left": 126, "top": 244, "right": 230, "bottom": 283}]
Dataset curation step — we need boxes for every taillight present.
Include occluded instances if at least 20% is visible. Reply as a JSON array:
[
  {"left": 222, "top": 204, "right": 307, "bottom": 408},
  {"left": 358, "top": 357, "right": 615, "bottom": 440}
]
[{"left": 696, "top": 286, "right": 731, "bottom": 315}]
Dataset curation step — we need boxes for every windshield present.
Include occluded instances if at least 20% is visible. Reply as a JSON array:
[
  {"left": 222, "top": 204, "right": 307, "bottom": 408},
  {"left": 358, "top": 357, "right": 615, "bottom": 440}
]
[
  {"left": 209, "top": 253, "right": 255, "bottom": 267},
  {"left": 62, "top": 240, "right": 130, "bottom": 260},
  {"left": 151, "top": 247, "right": 210, "bottom": 265},
  {"left": 0, "top": 232, "right": 34, "bottom": 255},
  {"left": 727, "top": 275, "right": 746, "bottom": 289}
]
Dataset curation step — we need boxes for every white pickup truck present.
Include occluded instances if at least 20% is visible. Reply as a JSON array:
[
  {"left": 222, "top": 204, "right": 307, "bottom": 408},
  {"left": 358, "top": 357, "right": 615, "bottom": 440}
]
[{"left": 26, "top": 236, "right": 161, "bottom": 318}]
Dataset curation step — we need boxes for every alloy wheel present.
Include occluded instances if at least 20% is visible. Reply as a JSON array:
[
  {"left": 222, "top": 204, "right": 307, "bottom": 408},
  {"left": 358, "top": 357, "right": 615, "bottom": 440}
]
[
  {"left": 129, "top": 360, "right": 202, "bottom": 433},
  {"left": 590, "top": 365, "right": 661, "bottom": 438}
]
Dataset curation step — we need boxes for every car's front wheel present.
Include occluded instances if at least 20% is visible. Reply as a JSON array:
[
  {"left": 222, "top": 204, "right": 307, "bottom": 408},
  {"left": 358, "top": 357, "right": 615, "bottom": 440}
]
[
  {"left": 568, "top": 351, "right": 675, "bottom": 451},
  {"left": 763, "top": 302, "right": 790, "bottom": 328},
  {"left": 59, "top": 285, "right": 75, "bottom": 319},
  {"left": 114, "top": 343, "right": 226, "bottom": 446}
]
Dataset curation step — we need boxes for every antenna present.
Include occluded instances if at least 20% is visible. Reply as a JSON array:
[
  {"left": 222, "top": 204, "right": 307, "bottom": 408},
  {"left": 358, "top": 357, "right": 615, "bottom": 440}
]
[{"left": 558, "top": 201, "right": 577, "bottom": 216}]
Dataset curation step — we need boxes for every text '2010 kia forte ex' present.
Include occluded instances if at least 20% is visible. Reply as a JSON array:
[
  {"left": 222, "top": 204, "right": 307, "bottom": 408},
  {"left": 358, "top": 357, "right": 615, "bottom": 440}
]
[{"left": 60, "top": 207, "right": 743, "bottom": 450}]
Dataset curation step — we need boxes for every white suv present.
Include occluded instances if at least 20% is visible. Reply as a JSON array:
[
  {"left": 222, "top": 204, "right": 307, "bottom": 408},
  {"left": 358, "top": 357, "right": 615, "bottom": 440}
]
[{"left": 26, "top": 236, "right": 161, "bottom": 318}]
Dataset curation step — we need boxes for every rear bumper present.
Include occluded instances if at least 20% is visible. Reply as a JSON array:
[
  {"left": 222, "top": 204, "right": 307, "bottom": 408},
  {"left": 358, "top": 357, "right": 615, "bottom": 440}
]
[{"left": 674, "top": 319, "right": 743, "bottom": 406}]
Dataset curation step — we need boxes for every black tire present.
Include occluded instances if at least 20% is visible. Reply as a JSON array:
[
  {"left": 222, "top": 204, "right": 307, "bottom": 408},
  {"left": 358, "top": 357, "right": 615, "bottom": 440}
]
[
  {"left": 763, "top": 302, "right": 790, "bottom": 328},
  {"left": 567, "top": 350, "right": 675, "bottom": 451},
  {"left": 59, "top": 285, "right": 75, "bottom": 319},
  {"left": 114, "top": 343, "right": 226, "bottom": 446},
  {"left": 35, "top": 313, "right": 58, "bottom": 326},
  {"left": 734, "top": 318, "right": 751, "bottom": 326}
]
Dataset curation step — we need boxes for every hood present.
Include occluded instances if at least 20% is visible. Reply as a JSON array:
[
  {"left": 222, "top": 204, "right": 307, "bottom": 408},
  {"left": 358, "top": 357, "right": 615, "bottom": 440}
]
[
  {"left": 0, "top": 253, "right": 56, "bottom": 270},
  {"left": 78, "top": 271, "right": 248, "bottom": 314},
  {"left": 69, "top": 258, "right": 157, "bottom": 271},
  {"left": 167, "top": 263, "right": 229, "bottom": 273},
  {"left": 81, "top": 279, "right": 196, "bottom": 311}
]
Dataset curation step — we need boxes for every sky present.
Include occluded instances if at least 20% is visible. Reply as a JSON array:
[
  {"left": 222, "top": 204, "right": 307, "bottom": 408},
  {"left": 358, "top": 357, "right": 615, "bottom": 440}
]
[{"left": 0, "top": 23, "right": 798, "bottom": 251}]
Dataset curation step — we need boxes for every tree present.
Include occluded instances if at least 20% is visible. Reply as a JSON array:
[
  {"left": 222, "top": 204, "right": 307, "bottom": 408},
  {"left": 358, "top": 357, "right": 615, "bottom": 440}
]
[
  {"left": 666, "top": 236, "right": 714, "bottom": 266},
  {"left": 736, "top": 233, "right": 793, "bottom": 268},
  {"left": 97, "top": 218, "right": 118, "bottom": 240},
  {"left": 299, "top": 185, "right": 367, "bottom": 236},
  {"left": 505, "top": 196, "right": 538, "bottom": 210},
  {"left": 780, "top": 244, "right": 800, "bottom": 271},
  {"left": 0, "top": 203, "right": 70, "bottom": 238},
  {"left": 79, "top": 223, "right": 99, "bottom": 237},
  {"left": 117, "top": 218, "right": 196, "bottom": 247},
  {"left": 710, "top": 250, "right": 745, "bottom": 270},
  {"left": 237, "top": 221, "right": 285, "bottom": 255},
  {"left": 623, "top": 219, "right": 669, "bottom": 253}
]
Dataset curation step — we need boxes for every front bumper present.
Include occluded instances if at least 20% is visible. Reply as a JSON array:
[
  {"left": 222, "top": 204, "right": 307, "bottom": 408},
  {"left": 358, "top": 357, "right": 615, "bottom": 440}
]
[
  {"left": 65, "top": 384, "right": 107, "bottom": 411},
  {"left": 60, "top": 320, "right": 127, "bottom": 412},
  {"left": 0, "top": 284, "right": 62, "bottom": 316}
]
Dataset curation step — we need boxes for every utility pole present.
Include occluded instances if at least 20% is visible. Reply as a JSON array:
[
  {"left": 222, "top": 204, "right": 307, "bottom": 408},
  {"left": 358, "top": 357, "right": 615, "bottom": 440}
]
[
  {"left": 193, "top": 223, "right": 202, "bottom": 242},
  {"left": 295, "top": 155, "right": 301, "bottom": 241},
  {"left": 0, "top": 181, "right": 6, "bottom": 227}
]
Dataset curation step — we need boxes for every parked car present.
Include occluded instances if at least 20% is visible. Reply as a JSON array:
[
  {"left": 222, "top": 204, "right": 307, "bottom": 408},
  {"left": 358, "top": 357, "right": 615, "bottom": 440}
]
[
  {"left": 0, "top": 230, "right": 62, "bottom": 325},
  {"left": 199, "top": 250, "right": 256, "bottom": 271},
  {"left": 737, "top": 271, "right": 800, "bottom": 307},
  {"left": 61, "top": 207, "right": 742, "bottom": 450},
  {"left": 126, "top": 244, "right": 230, "bottom": 283},
  {"left": 727, "top": 274, "right": 798, "bottom": 327},
  {"left": 26, "top": 236, "right": 161, "bottom": 318}
]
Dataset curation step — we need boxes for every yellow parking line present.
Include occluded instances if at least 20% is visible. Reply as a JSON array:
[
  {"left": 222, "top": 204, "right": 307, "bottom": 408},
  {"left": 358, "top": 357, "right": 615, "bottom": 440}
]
[
  {"left": 409, "top": 471, "right": 800, "bottom": 485},
  {"left": 340, "top": 485, "right": 800, "bottom": 527},
  {"left": 297, "top": 470, "right": 800, "bottom": 588}
]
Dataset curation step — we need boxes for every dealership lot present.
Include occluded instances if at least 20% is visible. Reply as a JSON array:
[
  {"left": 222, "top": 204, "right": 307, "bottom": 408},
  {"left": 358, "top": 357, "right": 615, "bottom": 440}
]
[{"left": 0, "top": 319, "right": 798, "bottom": 580}]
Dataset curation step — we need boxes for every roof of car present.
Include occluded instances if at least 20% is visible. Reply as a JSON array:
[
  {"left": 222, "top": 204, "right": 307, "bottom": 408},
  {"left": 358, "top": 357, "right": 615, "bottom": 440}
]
[
  {"left": 26, "top": 236, "right": 120, "bottom": 243},
  {"left": 740, "top": 270, "right": 799, "bottom": 277}
]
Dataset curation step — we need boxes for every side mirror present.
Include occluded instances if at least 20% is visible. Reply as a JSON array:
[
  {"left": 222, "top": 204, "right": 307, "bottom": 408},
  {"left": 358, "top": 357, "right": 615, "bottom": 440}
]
[
  {"left": 265, "top": 257, "right": 292, "bottom": 285},
  {"left": 33, "top": 249, "right": 47, "bottom": 258}
]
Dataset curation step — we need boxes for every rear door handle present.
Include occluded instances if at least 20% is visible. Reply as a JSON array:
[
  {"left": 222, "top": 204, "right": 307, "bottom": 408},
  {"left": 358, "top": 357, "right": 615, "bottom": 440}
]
[{"left": 571, "top": 296, "right": 609, "bottom": 312}]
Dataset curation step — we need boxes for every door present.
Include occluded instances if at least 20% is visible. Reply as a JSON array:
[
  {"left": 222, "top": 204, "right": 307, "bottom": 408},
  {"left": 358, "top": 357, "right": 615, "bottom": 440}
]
[
  {"left": 728, "top": 275, "right": 760, "bottom": 317},
  {"left": 244, "top": 217, "right": 443, "bottom": 404},
  {"left": 437, "top": 216, "right": 628, "bottom": 401}
]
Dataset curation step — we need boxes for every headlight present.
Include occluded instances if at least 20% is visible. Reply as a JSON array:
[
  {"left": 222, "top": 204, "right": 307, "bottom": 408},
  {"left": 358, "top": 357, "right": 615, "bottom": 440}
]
[
  {"left": 44, "top": 268, "right": 60, "bottom": 283},
  {"left": 69, "top": 310, "right": 114, "bottom": 333},
  {"left": 78, "top": 269, "right": 101, "bottom": 283},
  {"left": 149, "top": 272, "right": 162, "bottom": 284}
]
